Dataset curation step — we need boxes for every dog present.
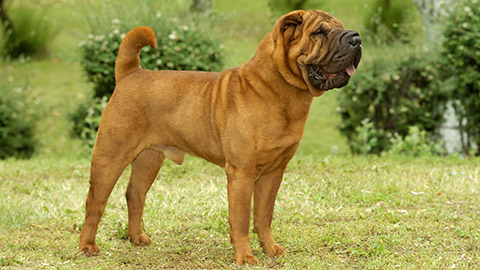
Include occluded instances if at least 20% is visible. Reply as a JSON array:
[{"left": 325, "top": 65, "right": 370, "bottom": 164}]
[{"left": 79, "top": 9, "right": 361, "bottom": 266}]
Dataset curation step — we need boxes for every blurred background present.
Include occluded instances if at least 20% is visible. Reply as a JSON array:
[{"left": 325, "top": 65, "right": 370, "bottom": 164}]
[{"left": 0, "top": 0, "right": 479, "bottom": 160}]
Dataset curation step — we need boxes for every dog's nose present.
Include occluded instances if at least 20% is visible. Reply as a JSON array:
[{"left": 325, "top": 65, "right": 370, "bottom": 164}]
[{"left": 346, "top": 31, "right": 361, "bottom": 47}]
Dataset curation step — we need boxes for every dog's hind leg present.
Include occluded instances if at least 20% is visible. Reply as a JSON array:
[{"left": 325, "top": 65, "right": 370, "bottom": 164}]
[
  {"left": 79, "top": 127, "right": 141, "bottom": 255},
  {"left": 125, "top": 148, "right": 165, "bottom": 246}
]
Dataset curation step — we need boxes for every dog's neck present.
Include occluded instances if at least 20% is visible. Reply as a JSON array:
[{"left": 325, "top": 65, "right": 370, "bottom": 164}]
[{"left": 237, "top": 33, "right": 314, "bottom": 120}]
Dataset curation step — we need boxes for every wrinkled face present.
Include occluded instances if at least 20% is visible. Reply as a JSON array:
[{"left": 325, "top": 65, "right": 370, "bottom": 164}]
[{"left": 273, "top": 10, "right": 362, "bottom": 96}]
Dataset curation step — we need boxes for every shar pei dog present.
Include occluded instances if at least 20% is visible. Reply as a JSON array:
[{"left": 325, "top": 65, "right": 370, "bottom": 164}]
[{"left": 79, "top": 9, "right": 362, "bottom": 266}]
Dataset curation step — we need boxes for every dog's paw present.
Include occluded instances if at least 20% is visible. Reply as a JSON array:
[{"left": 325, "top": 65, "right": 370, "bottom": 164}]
[
  {"left": 131, "top": 234, "right": 151, "bottom": 246},
  {"left": 79, "top": 243, "right": 100, "bottom": 256},
  {"left": 235, "top": 254, "right": 259, "bottom": 266},
  {"left": 264, "top": 244, "right": 286, "bottom": 258}
]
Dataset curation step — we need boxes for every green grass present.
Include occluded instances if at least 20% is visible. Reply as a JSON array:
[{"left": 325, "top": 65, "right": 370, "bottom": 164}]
[
  {"left": 1, "top": 0, "right": 479, "bottom": 268},
  {"left": 1, "top": 155, "right": 479, "bottom": 268}
]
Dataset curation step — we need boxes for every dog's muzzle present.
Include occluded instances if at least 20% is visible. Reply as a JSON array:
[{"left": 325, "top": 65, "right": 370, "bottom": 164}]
[{"left": 308, "top": 30, "right": 362, "bottom": 90}]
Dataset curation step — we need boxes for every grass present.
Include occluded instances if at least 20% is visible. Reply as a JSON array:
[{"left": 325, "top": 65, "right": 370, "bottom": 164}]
[
  {"left": 1, "top": 0, "right": 479, "bottom": 268},
  {"left": 0, "top": 155, "right": 479, "bottom": 268}
]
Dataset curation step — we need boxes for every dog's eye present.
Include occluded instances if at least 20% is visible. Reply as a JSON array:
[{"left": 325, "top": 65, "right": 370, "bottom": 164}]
[{"left": 312, "top": 29, "right": 328, "bottom": 37}]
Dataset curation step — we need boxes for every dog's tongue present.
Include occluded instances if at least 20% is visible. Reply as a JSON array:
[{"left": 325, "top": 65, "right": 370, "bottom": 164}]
[{"left": 346, "top": 64, "right": 356, "bottom": 76}]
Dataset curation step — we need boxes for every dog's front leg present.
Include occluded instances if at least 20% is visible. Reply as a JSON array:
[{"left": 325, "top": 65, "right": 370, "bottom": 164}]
[
  {"left": 253, "top": 167, "right": 286, "bottom": 258},
  {"left": 225, "top": 163, "right": 259, "bottom": 266}
]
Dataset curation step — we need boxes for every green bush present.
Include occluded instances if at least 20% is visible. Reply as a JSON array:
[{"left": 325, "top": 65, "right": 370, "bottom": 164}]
[
  {"left": 364, "top": 0, "right": 417, "bottom": 43},
  {"left": 337, "top": 52, "right": 448, "bottom": 155},
  {"left": 442, "top": 0, "right": 480, "bottom": 155},
  {"left": 79, "top": 19, "right": 224, "bottom": 98},
  {"left": 70, "top": 96, "right": 108, "bottom": 149},
  {"left": 0, "top": 75, "right": 37, "bottom": 159},
  {"left": 0, "top": 7, "right": 57, "bottom": 59}
]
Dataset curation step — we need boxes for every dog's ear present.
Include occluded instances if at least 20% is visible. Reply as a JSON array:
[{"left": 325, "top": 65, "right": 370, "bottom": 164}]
[
  {"left": 273, "top": 10, "right": 305, "bottom": 44},
  {"left": 271, "top": 10, "right": 309, "bottom": 90}
]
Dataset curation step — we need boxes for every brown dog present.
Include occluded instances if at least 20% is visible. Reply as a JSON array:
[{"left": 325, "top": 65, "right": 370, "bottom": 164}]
[{"left": 79, "top": 10, "right": 361, "bottom": 265}]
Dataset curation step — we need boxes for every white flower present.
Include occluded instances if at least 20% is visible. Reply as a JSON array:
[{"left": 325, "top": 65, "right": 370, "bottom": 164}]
[
  {"left": 182, "top": 25, "right": 189, "bottom": 31},
  {"left": 113, "top": 29, "right": 120, "bottom": 35},
  {"left": 156, "top": 12, "right": 162, "bottom": 18},
  {"left": 464, "top": 6, "right": 473, "bottom": 16},
  {"left": 168, "top": 31, "right": 177, "bottom": 40},
  {"left": 94, "top": 35, "right": 104, "bottom": 41},
  {"left": 112, "top": 19, "right": 121, "bottom": 24}
]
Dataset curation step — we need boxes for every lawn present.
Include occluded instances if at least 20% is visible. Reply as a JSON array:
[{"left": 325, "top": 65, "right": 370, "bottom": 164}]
[
  {"left": 1, "top": 155, "right": 479, "bottom": 268},
  {"left": 1, "top": 0, "right": 479, "bottom": 269}
]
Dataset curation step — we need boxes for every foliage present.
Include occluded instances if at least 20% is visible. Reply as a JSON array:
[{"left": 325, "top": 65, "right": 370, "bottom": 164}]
[
  {"left": 386, "top": 126, "right": 445, "bottom": 156},
  {"left": 441, "top": 0, "right": 480, "bottom": 155},
  {"left": 0, "top": 74, "right": 37, "bottom": 159},
  {"left": 267, "top": 0, "right": 309, "bottom": 17},
  {"left": 348, "top": 118, "right": 386, "bottom": 156},
  {"left": 70, "top": 96, "right": 108, "bottom": 149},
  {"left": 364, "top": 0, "right": 417, "bottom": 43},
  {"left": 0, "top": 7, "right": 57, "bottom": 59},
  {"left": 337, "top": 52, "right": 449, "bottom": 155}
]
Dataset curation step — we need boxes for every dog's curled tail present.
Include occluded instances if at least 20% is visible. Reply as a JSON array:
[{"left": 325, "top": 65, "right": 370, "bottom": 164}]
[{"left": 115, "top": 26, "right": 157, "bottom": 83}]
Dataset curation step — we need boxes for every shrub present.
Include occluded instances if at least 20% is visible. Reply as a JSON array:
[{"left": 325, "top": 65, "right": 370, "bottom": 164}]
[
  {"left": 79, "top": 19, "right": 224, "bottom": 98},
  {"left": 0, "top": 74, "right": 37, "bottom": 159},
  {"left": 337, "top": 52, "right": 448, "bottom": 155},
  {"left": 441, "top": 0, "right": 480, "bottom": 155},
  {"left": 0, "top": 7, "right": 57, "bottom": 59},
  {"left": 70, "top": 96, "right": 108, "bottom": 149}
]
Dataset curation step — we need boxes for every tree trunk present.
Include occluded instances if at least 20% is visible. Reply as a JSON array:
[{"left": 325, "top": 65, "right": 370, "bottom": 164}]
[
  {"left": 191, "top": 0, "right": 212, "bottom": 13},
  {"left": 0, "top": 0, "right": 13, "bottom": 31}
]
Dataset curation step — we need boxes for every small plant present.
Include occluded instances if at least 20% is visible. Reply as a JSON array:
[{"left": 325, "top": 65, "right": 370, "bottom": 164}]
[
  {"left": 386, "top": 126, "right": 445, "bottom": 156},
  {"left": 113, "top": 219, "right": 129, "bottom": 240},
  {"left": 441, "top": 0, "right": 480, "bottom": 155},
  {"left": 337, "top": 52, "right": 448, "bottom": 155},
  {"left": 349, "top": 119, "right": 387, "bottom": 156},
  {"left": 0, "top": 74, "right": 37, "bottom": 159}
]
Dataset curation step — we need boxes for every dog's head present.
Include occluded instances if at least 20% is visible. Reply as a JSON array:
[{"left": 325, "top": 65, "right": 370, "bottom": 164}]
[{"left": 272, "top": 10, "right": 362, "bottom": 96}]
